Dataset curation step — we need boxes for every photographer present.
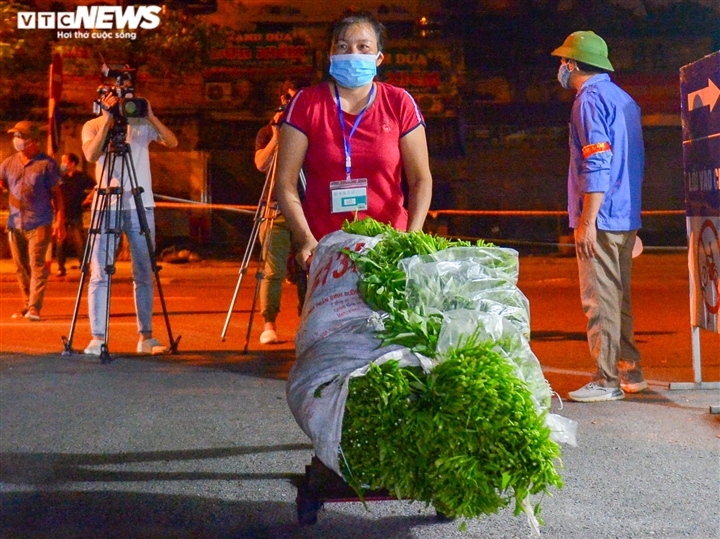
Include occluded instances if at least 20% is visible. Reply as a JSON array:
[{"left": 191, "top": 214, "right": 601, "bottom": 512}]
[
  {"left": 253, "top": 79, "right": 307, "bottom": 344},
  {"left": 81, "top": 80, "right": 178, "bottom": 356}
]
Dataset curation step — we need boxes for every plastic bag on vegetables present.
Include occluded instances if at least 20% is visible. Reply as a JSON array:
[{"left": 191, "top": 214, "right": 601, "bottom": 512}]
[
  {"left": 436, "top": 310, "right": 550, "bottom": 408},
  {"left": 401, "top": 246, "right": 520, "bottom": 284},
  {"left": 401, "top": 246, "right": 531, "bottom": 338},
  {"left": 435, "top": 309, "right": 577, "bottom": 447}
]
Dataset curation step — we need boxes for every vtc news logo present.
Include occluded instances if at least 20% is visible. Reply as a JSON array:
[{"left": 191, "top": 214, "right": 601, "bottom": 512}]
[{"left": 16, "top": 5, "right": 162, "bottom": 30}]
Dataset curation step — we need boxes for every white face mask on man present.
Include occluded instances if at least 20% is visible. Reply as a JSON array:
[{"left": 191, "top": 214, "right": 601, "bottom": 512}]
[{"left": 12, "top": 137, "right": 27, "bottom": 152}]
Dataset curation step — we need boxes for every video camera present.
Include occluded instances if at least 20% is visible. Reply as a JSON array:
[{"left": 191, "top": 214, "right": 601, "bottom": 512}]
[{"left": 93, "top": 63, "right": 148, "bottom": 119}]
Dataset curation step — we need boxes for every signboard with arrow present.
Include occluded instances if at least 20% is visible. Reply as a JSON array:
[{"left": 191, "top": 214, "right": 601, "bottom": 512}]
[
  {"left": 687, "top": 78, "right": 719, "bottom": 113},
  {"left": 681, "top": 50, "right": 720, "bottom": 336}
]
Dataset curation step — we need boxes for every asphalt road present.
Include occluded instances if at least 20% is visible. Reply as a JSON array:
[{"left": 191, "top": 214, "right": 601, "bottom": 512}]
[{"left": 0, "top": 252, "right": 718, "bottom": 539}]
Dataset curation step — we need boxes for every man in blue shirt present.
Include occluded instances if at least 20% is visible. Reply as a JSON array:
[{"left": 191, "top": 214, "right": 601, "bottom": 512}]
[
  {"left": 552, "top": 31, "right": 647, "bottom": 402},
  {"left": 1, "top": 121, "right": 65, "bottom": 321}
]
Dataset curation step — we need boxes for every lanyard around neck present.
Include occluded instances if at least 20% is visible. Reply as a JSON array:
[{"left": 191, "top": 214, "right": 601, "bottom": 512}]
[{"left": 334, "top": 82, "right": 375, "bottom": 180}]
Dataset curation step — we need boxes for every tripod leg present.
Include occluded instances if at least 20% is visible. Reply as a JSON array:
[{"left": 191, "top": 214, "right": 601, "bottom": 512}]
[
  {"left": 223, "top": 148, "right": 281, "bottom": 345},
  {"left": 244, "top": 280, "right": 261, "bottom": 354},
  {"left": 120, "top": 145, "right": 180, "bottom": 353},
  {"left": 62, "top": 151, "right": 122, "bottom": 359},
  {"left": 62, "top": 187, "right": 107, "bottom": 355},
  {"left": 98, "top": 204, "right": 122, "bottom": 363},
  {"left": 130, "top": 201, "right": 181, "bottom": 353},
  {"left": 221, "top": 201, "right": 266, "bottom": 341},
  {"left": 243, "top": 211, "right": 277, "bottom": 353}
]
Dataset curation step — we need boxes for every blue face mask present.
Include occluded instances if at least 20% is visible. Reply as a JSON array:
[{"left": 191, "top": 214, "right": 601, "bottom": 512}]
[
  {"left": 557, "top": 62, "right": 572, "bottom": 89},
  {"left": 329, "top": 53, "right": 378, "bottom": 89}
]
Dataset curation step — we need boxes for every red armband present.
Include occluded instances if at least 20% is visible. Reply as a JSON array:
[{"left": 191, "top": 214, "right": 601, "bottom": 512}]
[{"left": 582, "top": 141, "right": 612, "bottom": 159}]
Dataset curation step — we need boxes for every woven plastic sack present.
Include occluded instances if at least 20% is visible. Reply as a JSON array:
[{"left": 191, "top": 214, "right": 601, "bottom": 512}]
[
  {"left": 287, "top": 230, "right": 420, "bottom": 474},
  {"left": 294, "top": 231, "right": 380, "bottom": 358}
]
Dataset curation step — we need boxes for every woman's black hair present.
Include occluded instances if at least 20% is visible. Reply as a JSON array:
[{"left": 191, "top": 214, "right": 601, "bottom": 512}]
[{"left": 329, "top": 9, "right": 386, "bottom": 52}]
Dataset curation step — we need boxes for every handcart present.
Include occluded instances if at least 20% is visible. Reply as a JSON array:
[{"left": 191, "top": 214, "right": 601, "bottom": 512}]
[{"left": 295, "top": 456, "right": 453, "bottom": 525}]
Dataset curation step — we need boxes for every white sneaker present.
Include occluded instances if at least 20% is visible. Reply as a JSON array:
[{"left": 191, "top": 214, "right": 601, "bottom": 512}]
[
  {"left": 137, "top": 337, "right": 169, "bottom": 355},
  {"left": 568, "top": 382, "right": 624, "bottom": 403},
  {"left": 84, "top": 339, "right": 106, "bottom": 356},
  {"left": 259, "top": 329, "right": 278, "bottom": 344}
]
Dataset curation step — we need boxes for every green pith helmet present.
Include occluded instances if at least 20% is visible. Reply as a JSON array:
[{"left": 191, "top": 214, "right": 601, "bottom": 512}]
[{"left": 551, "top": 30, "right": 614, "bottom": 72}]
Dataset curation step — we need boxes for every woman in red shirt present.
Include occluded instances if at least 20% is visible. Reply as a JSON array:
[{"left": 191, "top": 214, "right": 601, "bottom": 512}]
[{"left": 275, "top": 10, "right": 433, "bottom": 269}]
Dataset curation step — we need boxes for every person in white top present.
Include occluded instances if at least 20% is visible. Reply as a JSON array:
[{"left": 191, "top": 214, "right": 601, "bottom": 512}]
[{"left": 81, "top": 79, "right": 178, "bottom": 356}]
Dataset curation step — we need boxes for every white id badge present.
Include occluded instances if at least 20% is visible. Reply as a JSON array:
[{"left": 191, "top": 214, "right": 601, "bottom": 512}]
[{"left": 330, "top": 178, "right": 368, "bottom": 213}]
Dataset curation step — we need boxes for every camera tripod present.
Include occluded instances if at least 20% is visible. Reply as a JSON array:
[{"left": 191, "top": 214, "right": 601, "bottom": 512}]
[
  {"left": 61, "top": 120, "right": 180, "bottom": 363},
  {"left": 220, "top": 147, "right": 290, "bottom": 353}
]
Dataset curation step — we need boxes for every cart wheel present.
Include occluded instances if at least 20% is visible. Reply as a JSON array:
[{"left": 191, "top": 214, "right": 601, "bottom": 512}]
[{"left": 296, "top": 484, "right": 322, "bottom": 525}]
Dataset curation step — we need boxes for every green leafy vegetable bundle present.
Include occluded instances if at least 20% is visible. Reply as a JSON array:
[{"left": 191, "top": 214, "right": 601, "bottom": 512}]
[
  {"left": 342, "top": 218, "right": 490, "bottom": 357},
  {"left": 339, "top": 218, "right": 564, "bottom": 523}
]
